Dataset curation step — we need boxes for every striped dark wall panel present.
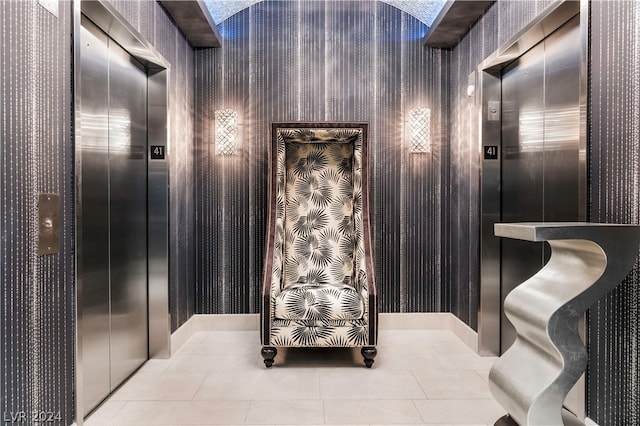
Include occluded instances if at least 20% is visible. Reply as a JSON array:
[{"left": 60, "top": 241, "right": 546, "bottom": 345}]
[
  {"left": 1, "top": 1, "right": 75, "bottom": 423},
  {"left": 195, "top": 0, "right": 445, "bottom": 314},
  {"left": 447, "top": 0, "right": 554, "bottom": 330},
  {"left": 110, "top": 1, "right": 197, "bottom": 332},
  {"left": 588, "top": 1, "right": 640, "bottom": 424}
]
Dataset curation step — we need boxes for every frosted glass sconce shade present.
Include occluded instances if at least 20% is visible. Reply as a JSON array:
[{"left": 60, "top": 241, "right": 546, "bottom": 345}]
[
  {"left": 215, "top": 109, "right": 238, "bottom": 155},
  {"left": 408, "top": 108, "right": 431, "bottom": 153}
]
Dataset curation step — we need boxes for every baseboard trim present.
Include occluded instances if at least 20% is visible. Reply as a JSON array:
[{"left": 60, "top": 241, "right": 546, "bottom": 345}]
[
  {"left": 169, "top": 316, "right": 196, "bottom": 355},
  {"left": 378, "top": 312, "right": 478, "bottom": 352},
  {"left": 170, "top": 312, "right": 479, "bottom": 355},
  {"left": 170, "top": 314, "right": 259, "bottom": 355},
  {"left": 446, "top": 314, "right": 479, "bottom": 352}
]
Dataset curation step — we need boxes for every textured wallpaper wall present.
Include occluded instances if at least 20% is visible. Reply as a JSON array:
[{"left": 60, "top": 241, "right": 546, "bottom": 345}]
[
  {"left": 1, "top": 2, "right": 75, "bottom": 423},
  {"left": 195, "top": 0, "right": 446, "bottom": 315},
  {"left": 0, "top": 1, "right": 195, "bottom": 424},
  {"left": 587, "top": 2, "right": 640, "bottom": 424}
]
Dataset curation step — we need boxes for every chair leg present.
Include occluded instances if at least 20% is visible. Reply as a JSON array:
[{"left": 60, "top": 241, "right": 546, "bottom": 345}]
[
  {"left": 261, "top": 346, "right": 277, "bottom": 368},
  {"left": 361, "top": 346, "right": 377, "bottom": 368}
]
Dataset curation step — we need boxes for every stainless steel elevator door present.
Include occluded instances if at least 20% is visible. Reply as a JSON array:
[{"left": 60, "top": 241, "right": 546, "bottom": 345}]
[
  {"left": 500, "top": 15, "right": 581, "bottom": 352},
  {"left": 79, "top": 17, "right": 111, "bottom": 413},
  {"left": 79, "top": 17, "right": 148, "bottom": 415},
  {"left": 107, "top": 27, "right": 149, "bottom": 391}
]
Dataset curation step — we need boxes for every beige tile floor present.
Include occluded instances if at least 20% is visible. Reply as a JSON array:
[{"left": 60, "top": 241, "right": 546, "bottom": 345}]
[{"left": 85, "top": 329, "right": 505, "bottom": 426}]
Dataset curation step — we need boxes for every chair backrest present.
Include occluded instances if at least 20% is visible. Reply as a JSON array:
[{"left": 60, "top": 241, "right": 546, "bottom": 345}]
[{"left": 273, "top": 128, "right": 366, "bottom": 292}]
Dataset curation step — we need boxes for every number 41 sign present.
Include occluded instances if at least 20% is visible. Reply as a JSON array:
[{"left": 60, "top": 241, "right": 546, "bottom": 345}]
[
  {"left": 484, "top": 145, "right": 498, "bottom": 160},
  {"left": 150, "top": 145, "right": 165, "bottom": 160}
]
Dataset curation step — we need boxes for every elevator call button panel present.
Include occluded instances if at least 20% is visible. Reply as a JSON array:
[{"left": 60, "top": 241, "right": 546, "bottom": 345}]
[
  {"left": 488, "top": 101, "right": 500, "bottom": 121},
  {"left": 38, "top": 193, "right": 60, "bottom": 256}
]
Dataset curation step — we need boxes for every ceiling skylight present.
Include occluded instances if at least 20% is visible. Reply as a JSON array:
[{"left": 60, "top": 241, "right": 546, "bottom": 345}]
[
  {"left": 203, "top": 0, "right": 448, "bottom": 27},
  {"left": 382, "top": 0, "right": 448, "bottom": 26},
  {"left": 204, "top": 0, "right": 261, "bottom": 25}
]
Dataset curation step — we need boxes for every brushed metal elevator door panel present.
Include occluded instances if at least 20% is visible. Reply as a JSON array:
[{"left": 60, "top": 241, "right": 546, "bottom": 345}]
[
  {"left": 107, "top": 38, "right": 149, "bottom": 390},
  {"left": 500, "top": 41, "right": 546, "bottom": 352},
  {"left": 499, "top": 16, "right": 580, "bottom": 353},
  {"left": 542, "top": 15, "right": 581, "bottom": 225},
  {"left": 79, "top": 17, "right": 111, "bottom": 415},
  {"left": 79, "top": 16, "right": 149, "bottom": 415}
]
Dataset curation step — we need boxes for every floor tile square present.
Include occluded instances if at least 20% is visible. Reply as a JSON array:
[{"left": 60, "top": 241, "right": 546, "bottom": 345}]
[
  {"left": 194, "top": 369, "right": 321, "bottom": 400},
  {"left": 434, "top": 354, "right": 498, "bottom": 371},
  {"left": 109, "top": 371, "right": 206, "bottom": 401},
  {"left": 377, "top": 352, "right": 444, "bottom": 371},
  {"left": 412, "top": 370, "right": 492, "bottom": 399},
  {"left": 414, "top": 399, "right": 506, "bottom": 424},
  {"left": 96, "top": 400, "right": 174, "bottom": 424},
  {"left": 324, "top": 400, "right": 423, "bottom": 424},
  {"left": 166, "top": 354, "right": 259, "bottom": 373},
  {"left": 320, "top": 369, "right": 427, "bottom": 400},
  {"left": 161, "top": 400, "right": 251, "bottom": 424},
  {"left": 432, "top": 341, "right": 477, "bottom": 355},
  {"left": 245, "top": 400, "right": 324, "bottom": 424},
  {"left": 88, "top": 400, "right": 127, "bottom": 419}
]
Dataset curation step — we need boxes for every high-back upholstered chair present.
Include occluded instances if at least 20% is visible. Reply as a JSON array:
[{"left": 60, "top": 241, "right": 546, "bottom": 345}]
[{"left": 261, "top": 122, "right": 378, "bottom": 368}]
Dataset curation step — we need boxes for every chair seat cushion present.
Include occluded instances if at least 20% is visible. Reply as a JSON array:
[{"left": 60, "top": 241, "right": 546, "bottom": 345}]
[{"left": 274, "top": 284, "right": 365, "bottom": 321}]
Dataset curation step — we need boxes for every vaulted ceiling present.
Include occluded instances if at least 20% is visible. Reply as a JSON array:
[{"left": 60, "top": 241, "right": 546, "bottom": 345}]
[
  {"left": 203, "top": 0, "right": 449, "bottom": 26},
  {"left": 159, "top": 0, "right": 493, "bottom": 48}
]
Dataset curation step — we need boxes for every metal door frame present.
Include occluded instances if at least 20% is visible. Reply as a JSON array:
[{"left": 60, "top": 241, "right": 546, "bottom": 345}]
[
  {"left": 73, "top": 0, "right": 170, "bottom": 423},
  {"left": 477, "top": 0, "right": 588, "bottom": 418}
]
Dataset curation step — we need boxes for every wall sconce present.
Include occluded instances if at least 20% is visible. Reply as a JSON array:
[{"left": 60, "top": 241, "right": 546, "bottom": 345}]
[
  {"left": 215, "top": 109, "right": 238, "bottom": 155},
  {"left": 408, "top": 107, "right": 431, "bottom": 153},
  {"left": 467, "top": 71, "right": 476, "bottom": 97}
]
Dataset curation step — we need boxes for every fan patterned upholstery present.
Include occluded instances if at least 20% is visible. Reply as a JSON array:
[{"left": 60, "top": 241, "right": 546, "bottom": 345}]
[{"left": 263, "top": 126, "right": 375, "bottom": 348}]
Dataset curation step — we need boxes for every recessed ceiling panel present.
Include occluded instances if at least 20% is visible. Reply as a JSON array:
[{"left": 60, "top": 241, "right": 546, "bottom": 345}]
[{"left": 203, "top": 0, "right": 448, "bottom": 26}]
